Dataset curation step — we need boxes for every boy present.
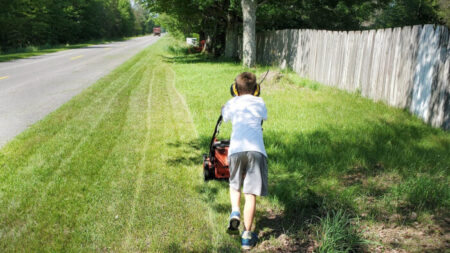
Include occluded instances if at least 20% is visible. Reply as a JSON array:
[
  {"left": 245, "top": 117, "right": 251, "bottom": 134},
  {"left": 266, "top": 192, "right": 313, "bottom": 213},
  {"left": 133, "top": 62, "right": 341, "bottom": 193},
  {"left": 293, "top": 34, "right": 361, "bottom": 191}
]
[{"left": 221, "top": 72, "right": 268, "bottom": 250}]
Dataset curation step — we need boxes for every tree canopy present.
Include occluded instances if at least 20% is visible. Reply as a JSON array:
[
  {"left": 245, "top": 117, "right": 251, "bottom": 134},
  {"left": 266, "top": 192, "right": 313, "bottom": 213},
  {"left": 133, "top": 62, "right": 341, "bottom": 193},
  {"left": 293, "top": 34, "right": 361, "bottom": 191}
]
[
  {"left": 374, "top": 0, "right": 443, "bottom": 28},
  {"left": 0, "top": 0, "right": 155, "bottom": 52},
  {"left": 2, "top": 0, "right": 448, "bottom": 53},
  {"left": 139, "top": 0, "right": 448, "bottom": 58}
]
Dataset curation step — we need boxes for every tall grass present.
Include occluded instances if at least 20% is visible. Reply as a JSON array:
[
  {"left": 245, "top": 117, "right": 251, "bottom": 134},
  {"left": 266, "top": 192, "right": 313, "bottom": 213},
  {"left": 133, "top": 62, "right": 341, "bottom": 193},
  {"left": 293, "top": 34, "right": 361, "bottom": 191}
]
[
  {"left": 316, "top": 210, "right": 366, "bottom": 253},
  {"left": 392, "top": 175, "right": 449, "bottom": 211}
]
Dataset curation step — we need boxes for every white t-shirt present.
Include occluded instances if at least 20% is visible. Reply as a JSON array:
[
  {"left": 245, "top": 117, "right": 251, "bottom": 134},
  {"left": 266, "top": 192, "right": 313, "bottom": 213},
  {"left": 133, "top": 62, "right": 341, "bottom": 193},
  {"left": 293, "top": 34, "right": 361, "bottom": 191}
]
[{"left": 222, "top": 94, "right": 267, "bottom": 157}]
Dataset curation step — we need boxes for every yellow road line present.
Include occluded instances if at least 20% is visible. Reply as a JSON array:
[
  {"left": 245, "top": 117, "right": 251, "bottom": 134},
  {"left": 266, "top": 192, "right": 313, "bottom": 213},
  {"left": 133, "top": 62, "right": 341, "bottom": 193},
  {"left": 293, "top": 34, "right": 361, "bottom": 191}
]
[
  {"left": 70, "top": 55, "right": 84, "bottom": 60},
  {"left": 0, "top": 76, "right": 9, "bottom": 80},
  {"left": 104, "top": 48, "right": 111, "bottom": 51}
]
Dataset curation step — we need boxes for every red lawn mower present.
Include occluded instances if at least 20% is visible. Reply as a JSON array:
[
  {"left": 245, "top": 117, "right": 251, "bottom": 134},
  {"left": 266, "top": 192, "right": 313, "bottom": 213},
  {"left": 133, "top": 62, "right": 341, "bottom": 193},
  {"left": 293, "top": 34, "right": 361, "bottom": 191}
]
[{"left": 203, "top": 115, "right": 230, "bottom": 181}]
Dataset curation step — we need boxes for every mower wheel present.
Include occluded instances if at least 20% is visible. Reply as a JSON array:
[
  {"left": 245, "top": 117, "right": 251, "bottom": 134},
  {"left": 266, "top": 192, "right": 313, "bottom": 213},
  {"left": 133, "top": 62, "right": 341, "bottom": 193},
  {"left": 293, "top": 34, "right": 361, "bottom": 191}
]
[
  {"left": 203, "top": 156, "right": 212, "bottom": 181},
  {"left": 203, "top": 167, "right": 210, "bottom": 181}
]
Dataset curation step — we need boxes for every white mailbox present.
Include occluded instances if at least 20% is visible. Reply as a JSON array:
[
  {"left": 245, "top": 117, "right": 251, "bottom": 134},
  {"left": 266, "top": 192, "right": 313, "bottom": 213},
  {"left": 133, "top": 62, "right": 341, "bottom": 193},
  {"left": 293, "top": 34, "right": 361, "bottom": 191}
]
[{"left": 186, "top": 38, "right": 198, "bottom": 46}]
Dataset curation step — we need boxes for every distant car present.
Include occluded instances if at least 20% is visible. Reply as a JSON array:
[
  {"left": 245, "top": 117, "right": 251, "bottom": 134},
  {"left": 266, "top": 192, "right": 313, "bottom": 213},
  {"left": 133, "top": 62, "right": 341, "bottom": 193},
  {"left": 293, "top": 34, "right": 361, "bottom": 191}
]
[{"left": 153, "top": 27, "right": 161, "bottom": 36}]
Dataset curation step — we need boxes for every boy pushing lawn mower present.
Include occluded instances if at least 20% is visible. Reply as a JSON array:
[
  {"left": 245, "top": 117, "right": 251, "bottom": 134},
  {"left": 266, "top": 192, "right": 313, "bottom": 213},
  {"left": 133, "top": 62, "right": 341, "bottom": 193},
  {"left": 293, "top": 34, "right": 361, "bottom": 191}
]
[{"left": 222, "top": 72, "right": 268, "bottom": 250}]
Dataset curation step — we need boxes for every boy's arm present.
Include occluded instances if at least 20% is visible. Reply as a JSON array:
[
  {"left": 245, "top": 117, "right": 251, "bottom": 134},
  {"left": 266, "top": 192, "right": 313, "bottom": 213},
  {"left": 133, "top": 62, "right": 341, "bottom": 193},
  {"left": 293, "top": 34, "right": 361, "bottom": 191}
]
[
  {"left": 222, "top": 102, "right": 231, "bottom": 122},
  {"left": 261, "top": 104, "right": 268, "bottom": 121}
]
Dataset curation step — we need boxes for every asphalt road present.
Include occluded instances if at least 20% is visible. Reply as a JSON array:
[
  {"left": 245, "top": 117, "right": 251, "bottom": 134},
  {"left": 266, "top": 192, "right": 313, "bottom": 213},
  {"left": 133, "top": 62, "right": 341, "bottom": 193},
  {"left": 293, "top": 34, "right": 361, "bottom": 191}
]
[{"left": 0, "top": 35, "right": 160, "bottom": 147}]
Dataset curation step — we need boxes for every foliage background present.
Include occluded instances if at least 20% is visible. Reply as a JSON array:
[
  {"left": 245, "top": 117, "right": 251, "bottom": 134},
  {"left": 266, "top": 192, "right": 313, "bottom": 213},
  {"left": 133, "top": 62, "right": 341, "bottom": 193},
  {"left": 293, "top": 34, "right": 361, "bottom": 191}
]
[
  {"left": 0, "top": 0, "right": 155, "bottom": 52},
  {"left": 141, "top": 0, "right": 449, "bottom": 57}
]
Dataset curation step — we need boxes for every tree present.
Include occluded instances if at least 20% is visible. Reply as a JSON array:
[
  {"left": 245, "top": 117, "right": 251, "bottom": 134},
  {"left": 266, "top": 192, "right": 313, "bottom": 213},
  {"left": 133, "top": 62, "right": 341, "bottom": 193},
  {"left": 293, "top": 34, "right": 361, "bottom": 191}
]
[
  {"left": 224, "top": 0, "right": 240, "bottom": 58},
  {"left": 133, "top": 3, "right": 154, "bottom": 35},
  {"left": 136, "top": 0, "right": 447, "bottom": 62},
  {"left": 438, "top": 0, "right": 450, "bottom": 27},
  {"left": 0, "top": 0, "right": 150, "bottom": 52},
  {"left": 139, "top": 0, "right": 235, "bottom": 55},
  {"left": 241, "top": 0, "right": 256, "bottom": 67},
  {"left": 374, "top": 0, "right": 441, "bottom": 28}
]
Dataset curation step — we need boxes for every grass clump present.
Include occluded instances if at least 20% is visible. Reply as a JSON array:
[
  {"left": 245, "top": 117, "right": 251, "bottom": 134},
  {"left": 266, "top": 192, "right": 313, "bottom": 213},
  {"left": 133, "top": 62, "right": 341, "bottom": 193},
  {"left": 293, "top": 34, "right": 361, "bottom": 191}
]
[
  {"left": 316, "top": 210, "right": 366, "bottom": 253},
  {"left": 392, "top": 175, "right": 449, "bottom": 211}
]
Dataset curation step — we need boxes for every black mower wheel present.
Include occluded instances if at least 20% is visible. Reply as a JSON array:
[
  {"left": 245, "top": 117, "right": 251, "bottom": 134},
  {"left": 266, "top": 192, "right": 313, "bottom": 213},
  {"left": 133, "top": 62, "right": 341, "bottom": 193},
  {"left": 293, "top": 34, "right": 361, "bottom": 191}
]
[
  {"left": 203, "top": 167, "right": 210, "bottom": 181},
  {"left": 203, "top": 157, "right": 212, "bottom": 181}
]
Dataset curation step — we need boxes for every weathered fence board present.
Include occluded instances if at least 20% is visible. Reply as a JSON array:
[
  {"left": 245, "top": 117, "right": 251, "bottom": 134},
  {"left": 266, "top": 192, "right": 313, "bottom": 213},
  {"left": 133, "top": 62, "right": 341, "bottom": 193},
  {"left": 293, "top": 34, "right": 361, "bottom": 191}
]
[{"left": 249, "top": 25, "right": 449, "bottom": 129}]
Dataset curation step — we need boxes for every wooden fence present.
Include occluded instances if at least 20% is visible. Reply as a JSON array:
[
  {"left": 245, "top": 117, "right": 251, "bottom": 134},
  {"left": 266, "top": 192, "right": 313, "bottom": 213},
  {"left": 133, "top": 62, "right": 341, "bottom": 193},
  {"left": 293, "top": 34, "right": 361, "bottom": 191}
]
[{"left": 243, "top": 25, "right": 449, "bottom": 130}]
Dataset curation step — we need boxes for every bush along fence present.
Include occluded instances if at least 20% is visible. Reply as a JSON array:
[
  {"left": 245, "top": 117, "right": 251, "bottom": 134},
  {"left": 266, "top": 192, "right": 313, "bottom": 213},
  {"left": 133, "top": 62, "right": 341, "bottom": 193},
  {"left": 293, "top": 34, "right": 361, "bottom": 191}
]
[{"left": 242, "top": 25, "right": 449, "bottom": 130}]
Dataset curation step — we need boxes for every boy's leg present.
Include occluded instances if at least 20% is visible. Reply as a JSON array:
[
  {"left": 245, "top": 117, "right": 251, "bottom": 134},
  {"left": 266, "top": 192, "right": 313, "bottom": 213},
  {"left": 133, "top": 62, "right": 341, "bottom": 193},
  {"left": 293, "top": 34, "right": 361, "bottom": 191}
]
[
  {"left": 229, "top": 152, "right": 247, "bottom": 213},
  {"left": 240, "top": 152, "right": 266, "bottom": 249},
  {"left": 230, "top": 187, "right": 241, "bottom": 211},
  {"left": 243, "top": 193, "right": 256, "bottom": 231},
  {"left": 228, "top": 152, "right": 247, "bottom": 232},
  {"left": 228, "top": 187, "right": 242, "bottom": 232},
  {"left": 242, "top": 152, "right": 267, "bottom": 231}
]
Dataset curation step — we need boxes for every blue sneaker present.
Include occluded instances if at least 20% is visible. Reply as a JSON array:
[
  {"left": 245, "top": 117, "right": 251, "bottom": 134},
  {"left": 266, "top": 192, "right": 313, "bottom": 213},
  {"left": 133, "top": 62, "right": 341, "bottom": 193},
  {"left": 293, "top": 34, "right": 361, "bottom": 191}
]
[
  {"left": 241, "top": 231, "right": 258, "bottom": 250},
  {"left": 227, "top": 211, "right": 240, "bottom": 233}
]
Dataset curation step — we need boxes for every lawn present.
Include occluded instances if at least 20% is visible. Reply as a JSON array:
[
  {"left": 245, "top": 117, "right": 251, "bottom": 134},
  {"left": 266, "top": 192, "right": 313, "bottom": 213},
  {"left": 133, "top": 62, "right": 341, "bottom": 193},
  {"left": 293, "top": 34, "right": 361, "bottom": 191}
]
[
  {"left": 0, "top": 36, "right": 448, "bottom": 252},
  {"left": 168, "top": 38, "right": 450, "bottom": 252}
]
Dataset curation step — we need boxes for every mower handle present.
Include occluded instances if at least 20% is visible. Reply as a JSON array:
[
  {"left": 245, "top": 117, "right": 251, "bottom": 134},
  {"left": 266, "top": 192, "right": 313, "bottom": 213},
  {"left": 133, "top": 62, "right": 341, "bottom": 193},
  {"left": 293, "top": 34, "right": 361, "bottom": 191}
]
[{"left": 209, "top": 115, "right": 223, "bottom": 157}]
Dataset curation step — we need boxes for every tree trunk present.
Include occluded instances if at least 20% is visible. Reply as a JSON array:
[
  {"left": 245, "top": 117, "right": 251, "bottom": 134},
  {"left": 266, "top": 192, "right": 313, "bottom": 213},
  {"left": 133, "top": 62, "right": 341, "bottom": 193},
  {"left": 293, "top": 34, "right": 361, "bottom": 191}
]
[
  {"left": 202, "top": 33, "right": 212, "bottom": 53},
  {"left": 224, "top": 12, "right": 238, "bottom": 58},
  {"left": 241, "top": 0, "right": 257, "bottom": 67}
]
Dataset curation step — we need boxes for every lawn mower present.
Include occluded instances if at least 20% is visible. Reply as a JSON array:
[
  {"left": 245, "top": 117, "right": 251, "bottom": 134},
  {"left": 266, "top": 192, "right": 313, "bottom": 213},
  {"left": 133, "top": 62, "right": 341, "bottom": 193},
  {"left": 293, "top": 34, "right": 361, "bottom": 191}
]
[{"left": 203, "top": 115, "right": 230, "bottom": 181}]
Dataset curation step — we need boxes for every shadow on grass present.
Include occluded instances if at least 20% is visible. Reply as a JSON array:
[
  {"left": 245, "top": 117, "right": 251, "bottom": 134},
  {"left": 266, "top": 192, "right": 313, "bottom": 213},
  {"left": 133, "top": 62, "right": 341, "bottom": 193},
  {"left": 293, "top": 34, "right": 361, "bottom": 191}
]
[
  {"left": 165, "top": 140, "right": 203, "bottom": 167},
  {"left": 259, "top": 118, "right": 448, "bottom": 240},
  {"left": 161, "top": 45, "right": 240, "bottom": 65},
  {"left": 161, "top": 54, "right": 240, "bottom": 65},
  {"left": 189, "top": 116, "right": 448, "bottom": 250}
]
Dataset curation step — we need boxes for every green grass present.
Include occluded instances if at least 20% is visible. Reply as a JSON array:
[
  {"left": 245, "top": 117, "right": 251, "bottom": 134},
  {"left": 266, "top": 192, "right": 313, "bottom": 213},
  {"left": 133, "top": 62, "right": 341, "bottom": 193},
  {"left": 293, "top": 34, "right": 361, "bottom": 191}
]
[
  {"left": 168, "top": 38, "right": 449, "bottom": 251},
  {"left": 0, "top": 36, "right": 449, "bottom": 252},
  {"left": 316, "top": 210, "right": 366, "bottom": 253},
  {"left": 0, "top": 37, "right": 224, "bottom": 251},
  {"left": 0, "top": 36, "right": 142, "bottom": 62}
]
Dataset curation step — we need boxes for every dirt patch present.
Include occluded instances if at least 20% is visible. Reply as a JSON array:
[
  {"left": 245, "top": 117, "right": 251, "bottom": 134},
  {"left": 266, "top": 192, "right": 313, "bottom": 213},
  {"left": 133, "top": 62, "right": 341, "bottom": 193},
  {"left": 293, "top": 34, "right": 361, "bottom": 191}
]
[
  {"left": 259, "top": 71, "right": 283, "bottom": 84},
  {"left": 259, "top": 71, "right": 305, "bottom": 92},
  {"left": 252, "top": 208, "right": 318, "bottom": 252},
  {"left": 361, "top": 218, "right": 449, "bottom": 253},
  {"left": 253, "top": 233, "right": 317, "bottom": 253},
  {"left": 341, "top": 164, "right": 388, "bottom": 186},
  {"left": 341, "top": 171, "right": 366, "bottom": 186}
]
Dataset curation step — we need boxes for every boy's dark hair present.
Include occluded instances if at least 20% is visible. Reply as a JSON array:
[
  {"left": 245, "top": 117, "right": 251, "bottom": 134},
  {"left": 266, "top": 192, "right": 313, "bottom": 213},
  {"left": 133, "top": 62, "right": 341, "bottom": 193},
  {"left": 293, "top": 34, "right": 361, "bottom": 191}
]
[{"left": 236, "top": 72, "right": 257, "bottom": 94}]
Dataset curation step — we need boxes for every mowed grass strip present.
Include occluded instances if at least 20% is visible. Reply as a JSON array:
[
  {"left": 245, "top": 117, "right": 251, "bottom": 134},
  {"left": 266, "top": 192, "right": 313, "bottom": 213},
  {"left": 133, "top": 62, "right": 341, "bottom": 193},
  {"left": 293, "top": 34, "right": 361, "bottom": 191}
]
[{"left": 0, "top": 38, "right": 219, "bottom": 251}]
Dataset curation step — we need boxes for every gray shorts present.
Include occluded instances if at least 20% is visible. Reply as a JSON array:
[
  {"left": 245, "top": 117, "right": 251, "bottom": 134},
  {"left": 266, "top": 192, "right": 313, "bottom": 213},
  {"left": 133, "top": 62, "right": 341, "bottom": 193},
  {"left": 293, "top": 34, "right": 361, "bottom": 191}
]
[{"left": 228, "top": 151, "right": 268, "bottom": 196}]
